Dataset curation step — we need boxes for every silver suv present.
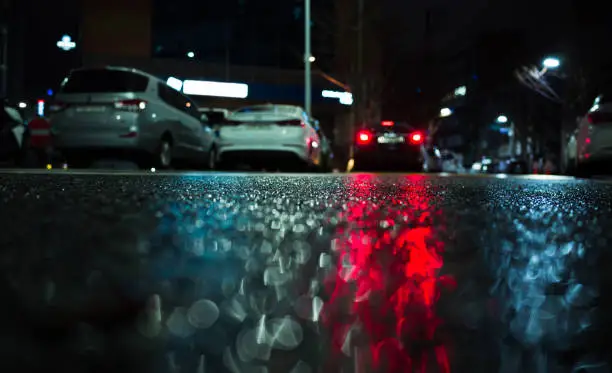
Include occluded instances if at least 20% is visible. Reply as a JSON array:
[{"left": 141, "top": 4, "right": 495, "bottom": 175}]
[{"left": 49, "top": 66, "right": 215, "bottom": 169}]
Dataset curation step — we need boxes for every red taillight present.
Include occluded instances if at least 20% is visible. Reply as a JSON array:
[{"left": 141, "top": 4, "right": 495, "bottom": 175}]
[
  {"left": 356, "top": 130, "right": 373, "bottom": 145},
  {"left": 587, "top": 111, "right": 612, "bottom": 124},
  {"left": 114, "top": 99, "right": 147, "bottom": 112},
  {"left": 48, "top": 101, "right": 67, "bottom": 113},
  {"left": 381, "top": 120, "right": 394, "bottom": 127},
  {"left": 408, "top": 131, "right": 424, "bottom": 144},
  {"left": 277, "top": 120, "right": 303, "bottom": 126}
]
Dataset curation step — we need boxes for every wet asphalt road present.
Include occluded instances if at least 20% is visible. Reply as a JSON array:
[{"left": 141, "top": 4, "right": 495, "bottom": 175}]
[{"left": 1, "top": 170, "right": 612, "bottom": 373}]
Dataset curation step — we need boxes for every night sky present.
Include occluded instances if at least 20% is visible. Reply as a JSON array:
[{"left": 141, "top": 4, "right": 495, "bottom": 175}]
[{"left": 13, "top": 0, "right": 612, "bottom": 118}]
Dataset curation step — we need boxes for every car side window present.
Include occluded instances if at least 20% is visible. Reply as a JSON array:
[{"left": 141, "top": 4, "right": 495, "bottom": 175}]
[
  {"left": 158, "top": 83, "right": 181, "bottom": 111},
  {"left": 158, "top": 83, "right": 198, "bottom": 119}
]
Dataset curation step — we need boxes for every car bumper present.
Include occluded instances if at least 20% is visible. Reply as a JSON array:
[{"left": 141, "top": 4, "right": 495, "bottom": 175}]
[
  {"left": 353, "top": 148, "right": 423, "bottom": 170},
  {"left": 218, "top": 144, "right": 310, "bottom": 162}
]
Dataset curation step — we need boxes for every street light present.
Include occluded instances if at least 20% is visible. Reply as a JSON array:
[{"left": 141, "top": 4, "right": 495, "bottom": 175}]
[
  {"left": 440, "top": 107, "right": 452, "bottom": 117},
  {"left": 496, "top": 115, "right": 508, "bottom": 123},
  {"left": 308, "top": 56, "right": 316, "bottom": 63},
  {"left": 542, "top": 57, "right": 560, "bottom": 69},
  {"left": 187, "top": 51, "right": 195, "bottom": 58}
]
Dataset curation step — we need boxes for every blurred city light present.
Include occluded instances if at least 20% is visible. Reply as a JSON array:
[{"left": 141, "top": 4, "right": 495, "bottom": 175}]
[
  {"left": 440, "top": 107, "right": 452, "bottom": 117},
  {"left": 183, "top": 80, "right": 249, "bottom": 98},
  {"left": 308, "top": 56, "right": 316, "bottom": 62},
  {"left": 18, "top": 102, "right": 26, "bottom": 108},
  {"left": 37, "top": 100, "right": 45, "bottom": 116},
  {"left": 187, "top": 51, "right": 195, "bottom": 58},
  {"left": 542, "top": 57, "right": 560, "bottom": 68},
  {"left": 321, "top": 90, "right": 353, "bottom": 105},
  {"left": 496, "top": 115, "right": 508, "bottom": 123},
  {"left": 166, "top": 77, "right": 183, "bottom": 91},
  {"left": 56, "top": 35, "right": 76, "bottom": 51},
  {"left": 454, "top": 86, "right": 467, "bottom": 96}
]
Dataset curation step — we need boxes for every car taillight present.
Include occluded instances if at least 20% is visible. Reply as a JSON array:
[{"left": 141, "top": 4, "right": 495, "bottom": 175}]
[
  {"left": 114, "top": 99, "right": 147, "bottom": 112},
  {"left": 356, "top": 130, "right": 373, "bottom": 145},
  {"left": 408, "top": 131, "right": 424, "bottom": 145},
  {"left": 587, "top": 111, "right": 612, "bottom": 124},
  {"left": 48, "top": 101, "right": 67, "bottom": 113},
  {"left": 277, "top": 120, "right": 304, "bottom": 126}
]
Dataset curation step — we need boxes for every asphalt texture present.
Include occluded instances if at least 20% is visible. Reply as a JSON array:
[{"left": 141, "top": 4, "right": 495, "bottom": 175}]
[{"left": 1, "top": 170, "right": 612, "bottom": 373}]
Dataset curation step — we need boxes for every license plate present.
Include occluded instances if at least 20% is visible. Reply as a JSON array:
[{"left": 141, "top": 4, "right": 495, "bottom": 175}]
[
  {"left": 76, "top": 106, "right": 106, "bottom": 113},
  {"left": 377, "top": 136, "right": 404, "bottom": 144}
]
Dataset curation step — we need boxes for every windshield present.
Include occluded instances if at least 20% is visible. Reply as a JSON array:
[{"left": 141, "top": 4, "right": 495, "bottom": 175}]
[{"left": 370, "top": 122, "right": 416, "bottom": 133}]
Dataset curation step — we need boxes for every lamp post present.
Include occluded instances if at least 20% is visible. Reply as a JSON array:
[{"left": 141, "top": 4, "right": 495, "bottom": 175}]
[{"left": 304, "top": 0, "right": 312, "bottom": 116}]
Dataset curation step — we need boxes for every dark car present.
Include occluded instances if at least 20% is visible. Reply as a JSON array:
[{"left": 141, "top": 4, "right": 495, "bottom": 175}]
[{"left": 352, "top": 120, "right": 425, "bottom": 171}]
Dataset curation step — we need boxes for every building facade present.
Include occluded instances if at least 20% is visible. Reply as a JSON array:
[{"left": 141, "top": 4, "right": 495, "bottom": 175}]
[{"left": 7, "top": 0, "right": 350, "bottom": 131}]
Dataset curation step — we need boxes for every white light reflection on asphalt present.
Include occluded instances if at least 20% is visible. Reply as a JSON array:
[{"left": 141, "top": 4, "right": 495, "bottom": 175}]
[{"left": 484, "top": 189, "right": 604, "bottom": 373}]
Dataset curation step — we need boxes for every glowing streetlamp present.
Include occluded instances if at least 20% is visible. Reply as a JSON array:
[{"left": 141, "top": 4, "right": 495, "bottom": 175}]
[
  {"left": 542, "top": 57, "right": 560, "bottom": 69},
  {"left": 496, "top": 115, "right": 508, "bottom": 123},
  {"left": 440, "top": 107, "right": 452, "bottom": 117}
]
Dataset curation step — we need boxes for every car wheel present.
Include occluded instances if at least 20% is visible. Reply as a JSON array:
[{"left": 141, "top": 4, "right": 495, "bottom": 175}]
[
  {"left": 157, "top": 137, "right": 173, "bottom": 169},
  {"left": 565, "top": 158, "right": 577, "bottom": 176},
  {"left": 207, "top": 146, "right": 217, "bottom": 170},
  {"left": 575, "top": 161, "right": 592, "bottom": 178}
]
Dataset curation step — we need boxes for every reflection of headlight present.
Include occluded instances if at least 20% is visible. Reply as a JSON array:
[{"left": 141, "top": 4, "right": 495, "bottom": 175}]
[{"left": 434, "top": 149, "right": 441, "bottom": 157}]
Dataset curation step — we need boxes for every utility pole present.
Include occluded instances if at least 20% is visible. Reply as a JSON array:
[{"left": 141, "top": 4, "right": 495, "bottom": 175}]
[
  {"left": 0, "top": 24, "right": 7, "bottom": 98},
  {"left": 356, "top": 0, "right": 364, "bottom": 125},
  {"left": 509, "top": 120, "right": 516, "bottom": 158},
  {"left": 304, "top": 0, "right": 312, "bottom": 116}
]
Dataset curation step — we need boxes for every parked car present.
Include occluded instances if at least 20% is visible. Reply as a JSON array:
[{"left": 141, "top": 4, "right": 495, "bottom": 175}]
[
  {"left": 422, "top": 146, "right": 443, "bottom": 172},
  {"left": 311, "top": 118, "right": 334, "bottom": 172},
  {"left": 198, "top": 108, "right": 230, "bottom": 124},
  {"left": 573, "top": 91, "right": 612, "bottom": 176},
  {"left": 352, "top": 120, "right": 425, "bottom": 172},
  {"left": 218, "top": 104, "right": 322, "bottom": 171},
  {"left": 49, "top": 66, "right": 216, "bottom": 169},
  {"left": 563, "top": 128, "right": 578, "bottom": 175}
]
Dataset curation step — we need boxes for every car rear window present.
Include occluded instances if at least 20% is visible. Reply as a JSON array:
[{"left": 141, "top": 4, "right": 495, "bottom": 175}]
[
  {"left": 60, "top": 69, "right": 149, "bottom": 93},
  {"left": 371, "top": 122, "right": 414, "bottom": 133},
  {"left": 234, "top": 105, "right": 298, "bottom": 114}
]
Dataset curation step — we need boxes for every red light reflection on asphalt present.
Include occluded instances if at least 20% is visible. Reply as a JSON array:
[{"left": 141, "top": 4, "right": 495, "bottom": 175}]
[{"left": 323, "top": 175, "right": 455, "bottom": 373}]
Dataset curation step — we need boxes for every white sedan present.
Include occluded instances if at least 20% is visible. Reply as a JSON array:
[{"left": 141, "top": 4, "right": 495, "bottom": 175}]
[
  {"left": 574, "top": 93, "right": 612, "bottom": 176},
  {"left": 216, "top": 104, "right": 322, "bottom": 170}
]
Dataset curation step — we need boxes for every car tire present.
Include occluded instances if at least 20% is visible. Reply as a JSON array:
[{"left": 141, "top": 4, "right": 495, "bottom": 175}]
[
  {"left": 575, "top": 161, "right": 593, "bottom": 178},
  {"left": 207, "top": 146, "right": 217, "bottom": 170},
  {"left": 156, "top": 137, "right": 173, "bottom": 169},
  {"left": 565, "top": 158, "right": 577, "bottom": 176}
]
